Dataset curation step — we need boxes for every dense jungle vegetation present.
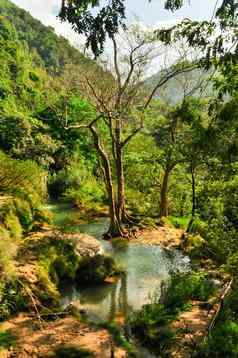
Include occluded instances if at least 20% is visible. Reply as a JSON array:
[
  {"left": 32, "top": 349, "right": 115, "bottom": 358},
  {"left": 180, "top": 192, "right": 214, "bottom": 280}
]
[{"left": 0, "top": 0, "right": 238, "bottom": 357}]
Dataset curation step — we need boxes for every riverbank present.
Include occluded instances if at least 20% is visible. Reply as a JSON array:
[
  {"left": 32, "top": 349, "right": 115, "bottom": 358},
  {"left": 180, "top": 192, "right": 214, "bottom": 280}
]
[
  {"left": 0, "top": 206, "right": 229, "bottom": 358},
  {"left": 0, "top": 314, "right": 126, "bottom": 358},
  {"left": 0, "top": 223, "right": 126, "bottom": 358},
  {"left": 128, "top": 222, "right": 233, "bottom": 358}
]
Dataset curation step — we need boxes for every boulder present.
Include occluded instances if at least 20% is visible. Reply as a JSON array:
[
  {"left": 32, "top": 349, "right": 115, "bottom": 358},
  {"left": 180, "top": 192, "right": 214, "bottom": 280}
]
[{"left": 74, "top": 233, "right": 103, "bottom": 257}]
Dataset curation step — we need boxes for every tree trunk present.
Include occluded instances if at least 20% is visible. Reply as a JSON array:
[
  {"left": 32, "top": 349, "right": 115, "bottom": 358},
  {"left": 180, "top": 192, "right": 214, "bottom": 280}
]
[
  {"left": 191, "top": 166, "right": 196, "bottom": 218},
  {"left": 187, "top": 164, "right": 196, "bottom": 233},
  {"left": 90, "top": 126, "right": 123, "bottom": 237},
  {"left": 115, "top": 120, "right": 128, "bottom": 224},
  {"left": 116, "top": 141, "right": 126, "bottom": 222},
  {"left": 159, "top": 165, "right": 172, "bottom": 218}
]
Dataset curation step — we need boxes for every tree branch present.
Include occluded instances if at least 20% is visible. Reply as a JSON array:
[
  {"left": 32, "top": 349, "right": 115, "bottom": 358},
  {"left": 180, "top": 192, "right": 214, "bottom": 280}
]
[
  {"left": 119, "top": 40, "right": 146, "bottom": 101},
  {"left": 85, "top": 76, "right": 110, "bottom": 114},
  {"left": 112, "top": 35, "right": 122, "bottom": 93},
  {"left": 121, "top": 115, "right": 144, "bottom": 147},
  {"left": 65, "top": 114, "right": 103, "bottom": 130}
]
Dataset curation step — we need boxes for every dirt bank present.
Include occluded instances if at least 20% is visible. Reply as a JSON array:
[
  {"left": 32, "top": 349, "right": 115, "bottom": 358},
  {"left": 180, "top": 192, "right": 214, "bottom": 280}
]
[
  {"left": 131, "top": 224, "right": 184, "bottom": 249},
  {"left": 0, "top": 314, "right": 126, "bottom": 358}
]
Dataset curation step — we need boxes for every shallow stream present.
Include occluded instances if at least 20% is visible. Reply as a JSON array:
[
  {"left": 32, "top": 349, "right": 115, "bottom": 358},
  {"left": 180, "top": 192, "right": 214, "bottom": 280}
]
[{"left": 49, "top": 203, "right": 190, "bottom": 323}]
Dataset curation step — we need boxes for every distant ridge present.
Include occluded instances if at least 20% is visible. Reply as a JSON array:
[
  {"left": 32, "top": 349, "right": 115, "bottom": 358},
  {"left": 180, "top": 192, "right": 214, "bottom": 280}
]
[{"left": 145, "top": 67, "right": 214, "bottom": 104}]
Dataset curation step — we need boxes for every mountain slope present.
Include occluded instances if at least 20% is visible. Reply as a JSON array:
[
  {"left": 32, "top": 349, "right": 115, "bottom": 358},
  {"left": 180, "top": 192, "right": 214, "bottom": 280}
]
[{"left": 0, "top": 0, "right": 93, "bottom": 73}]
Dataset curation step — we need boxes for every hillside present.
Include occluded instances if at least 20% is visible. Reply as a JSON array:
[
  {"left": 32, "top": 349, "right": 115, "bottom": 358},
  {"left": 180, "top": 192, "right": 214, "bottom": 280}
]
[{"left": 0, "top": 0, "right": 93, "bottom": 73}]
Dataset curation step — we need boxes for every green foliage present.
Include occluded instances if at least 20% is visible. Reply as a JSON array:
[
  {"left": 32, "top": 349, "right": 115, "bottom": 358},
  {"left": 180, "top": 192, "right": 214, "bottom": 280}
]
[
  {"left": 4, "top": 211, "right": 22, "bottom": 239},
  {"left": 36, "top": 262, "right": 61, "bottom": 307},
  {"left": 0, "top": 151, "right": 49, "bottom": 253},
  {"left": 130, "top": 270, "right": 216, "bottom": 354},
  {"left": 35, "top": 237, "right": 81, "bottom": 305},
  {"left": 130, "top": 303, "right": 176, "bottom": 354},
  {"left": 100, "top": 321, "right": 134, "bottom": 353},
  {"left": 187, "top": 217, "right": 208, "bottom": 236},
  {"left": 59, "top": 0, "right": 237, "bottom": 65},
  {"left": 14, "top": 198, "right": 33, "bottom": 230},
  {"left": 48, "top": 158, "right": 105, "bottom": 210},
  {"left": 227, "top": 254, "right": 238, "bottom": 276},
  {"left": 0, "top": 0, "right": 94, "bottom": 73},
  {"left": 198, "top": 321, "right": 238, "bottom": 358},
  {"left": 163, "top": 271, "right": 216, "bottom": 311},
  {"left": 197, "top": 282, "right": 238, "bottom": 357},
  {"left": 66, "top": 178, "right": 105, "bottom": 209},
  {"left": 0, "top": 152, "right": 46, "bottom": 205}
]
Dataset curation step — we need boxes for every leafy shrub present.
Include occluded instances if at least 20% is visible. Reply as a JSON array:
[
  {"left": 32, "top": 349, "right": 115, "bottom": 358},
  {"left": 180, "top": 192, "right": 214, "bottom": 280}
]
[
  {"left": 197, "top": 321, "right": 238, "bottom": 358},
  {"left": 0, "top": 152, "right": 46, "bottom": 204},
  {"left": 48, "top": 170, "right": 70, "bottom": 199},
  {"left": 36, "top": 238, "right": 80, "bottom": 305},
  {"left": 130, "top": 270, "right": 216, "bottom": 354},
  {"left": 227, "top": 254, "right": 238, "bottom": 276},
  {"left": 36, "top": 262, "right": 60, "bottom": 307},
  {"left": 48, "top": 159, "right": 105, "bottom": 211},
  {"left": 163, "top": 271, "right": 216, "bottom": 311},
  {"left": 130, "top": 303, "right": 175, "bottom": 354},
  {"left": 32, "top": 207, "right": 53, "bottom": 228},
  {"left": 66, "top": 178, "right": 105, "bottom": 210}
]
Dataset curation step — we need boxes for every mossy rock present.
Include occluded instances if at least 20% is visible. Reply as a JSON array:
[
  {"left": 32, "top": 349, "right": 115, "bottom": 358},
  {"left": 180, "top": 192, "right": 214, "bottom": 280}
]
[{"left": 76, "top": 255, "right": 121, "bottom": 285}]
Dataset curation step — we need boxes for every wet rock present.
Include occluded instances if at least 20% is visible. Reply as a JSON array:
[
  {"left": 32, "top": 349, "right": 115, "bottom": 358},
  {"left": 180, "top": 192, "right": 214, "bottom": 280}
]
[{"left": 27, "top": 230, "right": 103, "bottom": 258}]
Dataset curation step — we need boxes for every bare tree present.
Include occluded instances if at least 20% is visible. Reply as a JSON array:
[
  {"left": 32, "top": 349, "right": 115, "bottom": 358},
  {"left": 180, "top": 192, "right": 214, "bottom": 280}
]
[{"left": 61, "top": 25, "right": 196, "bottom": 237}]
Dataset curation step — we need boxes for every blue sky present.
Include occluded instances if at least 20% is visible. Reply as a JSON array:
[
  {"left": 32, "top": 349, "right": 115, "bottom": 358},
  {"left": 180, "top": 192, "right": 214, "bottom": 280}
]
[
  {"left": 126, "top": 0, "right": 221, "bottom": 23},
  {"left": 11, "top": 0, "right": 221, "bottom": 44}
]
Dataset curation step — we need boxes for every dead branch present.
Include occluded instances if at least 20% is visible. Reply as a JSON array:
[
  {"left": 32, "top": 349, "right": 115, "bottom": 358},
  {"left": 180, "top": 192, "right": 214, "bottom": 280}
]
[{"left": 208, "top": 279, "right": 233, "bottom": 336}]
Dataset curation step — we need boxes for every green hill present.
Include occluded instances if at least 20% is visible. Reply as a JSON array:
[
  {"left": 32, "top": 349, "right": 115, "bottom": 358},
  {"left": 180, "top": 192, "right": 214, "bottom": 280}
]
[{"left": 0, "top": 0, "right": 93, "bottom": 73}]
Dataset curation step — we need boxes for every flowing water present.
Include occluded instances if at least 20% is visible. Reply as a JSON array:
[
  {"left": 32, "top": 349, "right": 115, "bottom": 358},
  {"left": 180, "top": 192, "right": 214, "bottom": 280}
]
[{"left": 49, "top": 203, "right": 190, "bottom": 323}]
